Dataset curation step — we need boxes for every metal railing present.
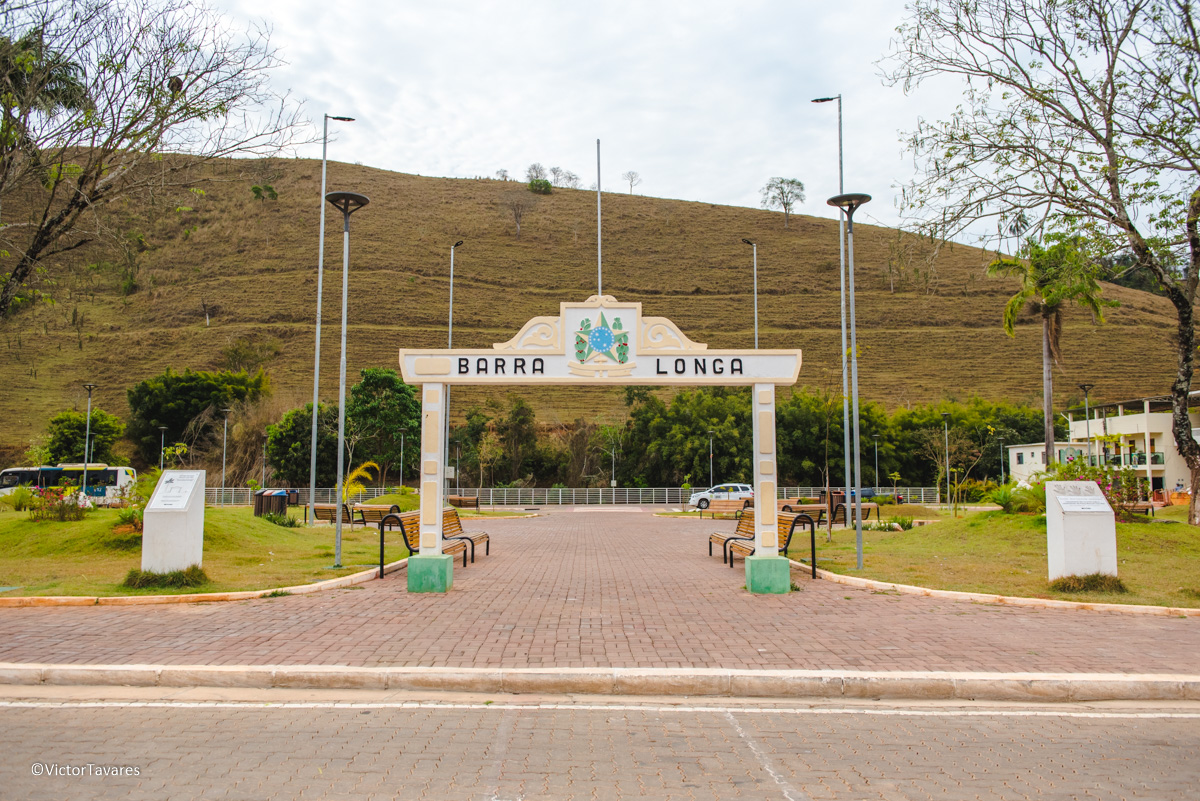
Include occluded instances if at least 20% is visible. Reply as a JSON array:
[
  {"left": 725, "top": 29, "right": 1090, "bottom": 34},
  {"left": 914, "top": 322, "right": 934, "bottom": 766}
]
[{"left": 204, "top": 485, "right": 940, "bottom": 506}]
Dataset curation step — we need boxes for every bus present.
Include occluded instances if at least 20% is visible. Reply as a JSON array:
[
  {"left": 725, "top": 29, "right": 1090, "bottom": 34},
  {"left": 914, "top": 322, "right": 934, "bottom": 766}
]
[{"left": 0, "top": 463, "right": 137, "bottom": 501}]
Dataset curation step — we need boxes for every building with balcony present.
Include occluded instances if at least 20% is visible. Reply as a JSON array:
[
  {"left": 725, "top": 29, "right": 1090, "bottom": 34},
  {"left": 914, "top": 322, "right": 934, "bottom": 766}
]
[{"left": 1006, "top": 392, "right": 1200, "bottom": 493}]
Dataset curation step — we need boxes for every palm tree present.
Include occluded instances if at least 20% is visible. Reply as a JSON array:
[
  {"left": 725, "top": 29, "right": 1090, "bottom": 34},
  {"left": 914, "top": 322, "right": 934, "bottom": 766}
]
[{"left": 988, "top": 238, "right": 1112, "bottom": 469}]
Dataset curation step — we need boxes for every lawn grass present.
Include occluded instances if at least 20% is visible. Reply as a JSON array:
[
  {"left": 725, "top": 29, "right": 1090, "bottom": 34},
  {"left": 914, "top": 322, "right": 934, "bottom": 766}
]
[
  {"left": 0, "top": 506, "right": 412, "bottom": 597},
  {"left": 786, "top": 507, "right": 1200, "bottom": 608},
  {"left": 360, "top": 493, "right": 420, "bottom": 511}
]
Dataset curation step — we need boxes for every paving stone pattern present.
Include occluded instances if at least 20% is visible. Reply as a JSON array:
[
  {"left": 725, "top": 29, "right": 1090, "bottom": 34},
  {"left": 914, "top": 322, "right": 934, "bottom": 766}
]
[
  {"left": 0, "top": 511, "right": 1196, "bottom": 672},
  {"left": 2, "top": 703, "right": 1197, "bottom": 800}
]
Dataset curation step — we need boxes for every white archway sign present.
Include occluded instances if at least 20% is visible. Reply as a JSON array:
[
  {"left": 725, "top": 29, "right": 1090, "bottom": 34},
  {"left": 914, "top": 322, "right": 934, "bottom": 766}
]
[{"left": 398, "top": 295, "right": 802, "bottom": 593}]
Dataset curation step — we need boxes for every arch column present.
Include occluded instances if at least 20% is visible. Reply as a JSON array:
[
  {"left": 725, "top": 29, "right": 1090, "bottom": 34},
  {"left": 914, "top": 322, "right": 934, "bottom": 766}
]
[
  {"left": 408, "top": 382, "right": 452, "bottom": 592},
  {"left": 745, "top": 382, "right": 789, "bottom": 593}
]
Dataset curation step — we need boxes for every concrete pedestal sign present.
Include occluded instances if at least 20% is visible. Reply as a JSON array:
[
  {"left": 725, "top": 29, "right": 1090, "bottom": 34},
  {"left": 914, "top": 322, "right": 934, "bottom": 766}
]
[
  {"left": 142, "top": 470, "right": 205, "bottom": 573},
  {"left": 1045, "top": 480, "right": 1117, "bottom": 581}
]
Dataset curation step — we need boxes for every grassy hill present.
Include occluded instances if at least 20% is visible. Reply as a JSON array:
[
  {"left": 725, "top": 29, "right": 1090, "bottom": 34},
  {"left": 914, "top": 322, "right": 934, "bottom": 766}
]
[{"left": 0, "top": 157, "right": 1179, "bottom": 461}]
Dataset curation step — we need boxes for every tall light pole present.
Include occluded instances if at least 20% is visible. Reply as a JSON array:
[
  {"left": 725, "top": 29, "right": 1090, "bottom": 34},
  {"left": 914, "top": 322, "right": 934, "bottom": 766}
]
[
  {"left": 741, "top": 239, "right": 759, "bottom": 348},
  {"left": 158, "top": 426, "right": 167, "bottom": 471},
  {"left": 456, "top": 442, "right": 461, "bottom": 496},
  {"left": 827, "top": 192, "right": 870, "bottom": 570},
  {"left": 872, "top": 434, "right": 879, "bottom": 489},
  {"left": 999, "top": 438, "right": 1006, "bottom": 484},
  {"left": 262, "top": 433, "right": 268, "bottom": 487},
  {"left": 446, "top": 240, "right": 463, "bottom": 493},
  {"left": 1079, "top": 383, "right": 1095, "bottom": 466},
  {"left": 399, "top": 428, "right": 408, "bottom": 489},
  {"left": 707, "top": 429, "right": 715, "bottom": 489},
  {"left": 813, "top": 94, "right": 853, "bottom": 537},
  {"left": 326, "top": 190, "right": 369, "bottom": 568},
  {"left": 221, "top": 407, "right": 233, "bottom": 505},
  {"left": 942, "top": 412, "right": 951, "bottom": 510},
  {"left": 309, "top": 113, "right": 355, "bottom": 527},
  {"left": 82, "top": 383, "right": 97, "bottom": 499}
]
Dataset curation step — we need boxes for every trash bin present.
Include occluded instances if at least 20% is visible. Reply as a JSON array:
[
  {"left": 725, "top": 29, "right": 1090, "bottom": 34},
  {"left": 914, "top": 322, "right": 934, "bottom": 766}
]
[{"left": 253, "top": 489, "right": 288, "bottom": 517}]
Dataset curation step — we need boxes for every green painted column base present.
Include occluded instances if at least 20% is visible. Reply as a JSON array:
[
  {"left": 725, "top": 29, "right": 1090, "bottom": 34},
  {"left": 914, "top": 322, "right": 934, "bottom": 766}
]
[
  {"left": 407, "top": 554, "right": 454, "bottom": 593},
  {"left": 745, "top": 554, "right": 791, "bottom": 594}
]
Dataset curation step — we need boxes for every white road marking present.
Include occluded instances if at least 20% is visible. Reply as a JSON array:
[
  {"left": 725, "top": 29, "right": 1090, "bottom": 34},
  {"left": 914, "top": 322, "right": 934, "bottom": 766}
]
[
  {"left": 1, "top": 700, "right": 1198, "bottom": 719},
  {"left": 724, "top": 709, "right": 810, "bottom": 801}
]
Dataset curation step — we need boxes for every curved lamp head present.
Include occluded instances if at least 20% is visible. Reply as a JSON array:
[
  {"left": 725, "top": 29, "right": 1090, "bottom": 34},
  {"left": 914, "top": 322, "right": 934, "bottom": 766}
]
[
  {"left": 325, "top": 191, "right": 370, "bottom": 216},
  {"left": 811, "top": 96, "right": 839, "bottom": 103},
  {"left": 827, "top": 193, "right": 872, "bottom": 216},
  {"left": 740, "top": 238, "right": 754, "bottom": 246},
  {"left": 453, "top": 240, "right": 464, "bottom": 249},
  {"left": 328, "top": 115, "right": 355, "bottom": 122}
]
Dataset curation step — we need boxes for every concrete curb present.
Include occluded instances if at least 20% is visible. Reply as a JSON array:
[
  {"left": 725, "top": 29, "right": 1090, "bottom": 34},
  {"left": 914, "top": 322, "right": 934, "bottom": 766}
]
[
  {"left": 0, "top": 558, "right": 409, "bottom": 608},
  {"left": 785, "top": 559, "right": 1200, "bottom": 617},
  {"left": 0, "top": 663, "right": 1196, "bottom": 703}
]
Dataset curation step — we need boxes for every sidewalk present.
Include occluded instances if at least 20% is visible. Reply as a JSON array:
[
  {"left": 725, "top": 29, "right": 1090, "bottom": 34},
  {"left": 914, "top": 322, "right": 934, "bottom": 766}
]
[{"left": 0, "top": 511, "right": 1196, "bottom": 699}]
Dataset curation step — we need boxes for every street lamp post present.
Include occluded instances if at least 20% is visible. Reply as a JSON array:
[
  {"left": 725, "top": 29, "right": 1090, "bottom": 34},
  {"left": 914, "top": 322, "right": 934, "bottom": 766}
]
[
  {"left": 326, "top": 190, "right": 370, "bottom": 568},
  {"left": 942, "top": 412, "right": 951, "bottom": 511},
  {"left": 741, "top": 239, "right": 759, "bottom": 348},
  {"left": 1079, "top": 383, "right": 1095, "bottom": 466},
  {"left": 221, "top": 408, "right": 233, "bottom": 506},
  {"left": 158, "top": 426, "right": 167, "bottom": 471},
  {"left": 446, "top": 240, "right": 464, "bottom": 493},
  {"left": 707, "top": 429, "right": 715, "bottom": 489},
  {"left": 456, "top": 442, "right": 461, "bottom": 496},
  {"left": 999, "top": 438, "right": 1006, "bottom": 484},
  {"left": 399, "top": 428, "right": 407, "bottom": 489},
  {"left": 872, "top": 434, "right": 879, "bottom": 490},
  {"left": 262, "top": 434, "right": 268, "bottom": 487},
  {"left": 309, "top": 113, "right": 356, "bottom": 527},
  {"left": 82, "top": 383, "right": 97, "bottom": 498},
  {"left": 813, "top": 94, "right": 854, "bottom": 562},
  {"left": 827, "top": 192, "right": 870, "bottom": 570}
]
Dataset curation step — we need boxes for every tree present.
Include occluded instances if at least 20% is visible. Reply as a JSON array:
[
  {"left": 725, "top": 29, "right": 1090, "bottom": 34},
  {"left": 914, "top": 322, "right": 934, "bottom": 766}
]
[
  {"left": 621, "top": 171, "right": 642, "bottom": 194},
  {"left": 883, "top": 0, "right": 1200, "bottom": 522},
  {"left": 495, "top": 169, "right": 509, "bottom": 181},
  {"left": 988, "top": 238, "right": 1111, "bottom": 468},
  {"left": 525, "top": 163, "right": 547, "bottom": 182},
  {"left": 45, "top": 408, "right": 124, "bottom": 464},
  {"left": 0, "top": 0, "right": 306, "bottom": 317},
  {"left": 266, "top": 402, "right": 338, "bottom": 488},
  {"left": 759, "top": 177, "right": 805, "bottom": 228},
  {"left": 126, "top": 368, "right": 270, "bottom": 463},
  {"left": 345, "top": 368, "right": 420, "bottom": 485},
  {"left": 495, "top": 396, "right": 538, "bottom": 482},
  {"left": 501, "top": 191, "right": 536, "bottom": 240}
]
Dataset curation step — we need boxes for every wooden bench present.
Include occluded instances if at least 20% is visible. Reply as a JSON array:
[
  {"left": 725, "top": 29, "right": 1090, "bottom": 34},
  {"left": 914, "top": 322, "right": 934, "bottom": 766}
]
[
  {"left": 779, "top": 502, "right": 829, "bottom": 524},
  {"left": 728, "top": 512, "right": 817, "bottom": 570},
  {"left": 354, "top": 504, "right": 402, "bottom": 526},
  {"left": 447, "top": 495, "right": 480, "bottom": 510},
  {"left": 830, "top": 502, "right": 879, "bottom": 525},
  {"left": 709, "top": 510, "right": 756, "bottom": 564},
  {"left": 1127, "top": 501, "right": 1155, "bottom": 517},
  {"left": 698, "top": 498, "right": 750, "bottom": 518},
  {"left": 442, "top": 507, "right": 490, "bottom": 563},
  {"left": 311, "top": 503, "right": 362, "bottom": 528},
  {"left": 386, "top": 510, "right": 468, "bottom": 567}
]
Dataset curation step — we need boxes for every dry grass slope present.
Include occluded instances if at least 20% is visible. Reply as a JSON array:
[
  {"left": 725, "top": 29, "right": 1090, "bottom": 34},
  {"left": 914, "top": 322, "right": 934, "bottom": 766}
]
[{"left": 0, "top": 157, "right": 1178, "bottom": 457}]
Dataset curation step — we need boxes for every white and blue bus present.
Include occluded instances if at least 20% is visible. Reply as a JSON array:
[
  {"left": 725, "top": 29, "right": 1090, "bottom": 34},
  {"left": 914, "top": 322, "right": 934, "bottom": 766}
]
[{"left": 0, "top": 463, "right": 137, "bottom": 500}]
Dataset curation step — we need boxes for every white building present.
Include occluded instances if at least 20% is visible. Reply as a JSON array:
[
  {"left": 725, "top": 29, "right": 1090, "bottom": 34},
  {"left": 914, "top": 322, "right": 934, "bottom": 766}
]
[{"left": 1006, "top": 393, "right": 1200, "bottom": 494}]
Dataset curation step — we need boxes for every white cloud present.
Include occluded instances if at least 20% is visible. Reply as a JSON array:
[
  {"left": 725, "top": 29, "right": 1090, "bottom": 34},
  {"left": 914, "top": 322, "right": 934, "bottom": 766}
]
[{"left": 212, "top": 0, "right": 964, "bottom": 228}]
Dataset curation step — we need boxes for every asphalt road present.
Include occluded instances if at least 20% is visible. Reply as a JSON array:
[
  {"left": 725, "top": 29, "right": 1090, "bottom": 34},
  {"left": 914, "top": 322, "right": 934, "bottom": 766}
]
[{"left": 2, "top": 689, "right": 1197, "bottom": 800}]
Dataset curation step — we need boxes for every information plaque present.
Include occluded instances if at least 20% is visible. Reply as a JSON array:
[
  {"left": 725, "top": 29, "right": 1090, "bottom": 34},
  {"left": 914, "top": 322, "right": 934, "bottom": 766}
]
[
  {"left": 142, "top": 470, "right": 206, "bottom": 573},
  {"left": 1045, "top": 480, "right": 1117, "bottom": 580}
]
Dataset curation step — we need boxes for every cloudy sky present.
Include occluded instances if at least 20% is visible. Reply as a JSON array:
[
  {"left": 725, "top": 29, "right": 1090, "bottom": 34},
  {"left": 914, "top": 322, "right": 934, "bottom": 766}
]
[{"left": 213, "top": 0, "right": 960, "bottom": 230}]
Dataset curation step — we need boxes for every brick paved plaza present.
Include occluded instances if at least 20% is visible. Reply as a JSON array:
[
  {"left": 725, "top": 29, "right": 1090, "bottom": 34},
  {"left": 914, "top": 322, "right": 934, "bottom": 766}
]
[{"left": 0, "top": 509, "right": 1195, "bottom": 673}]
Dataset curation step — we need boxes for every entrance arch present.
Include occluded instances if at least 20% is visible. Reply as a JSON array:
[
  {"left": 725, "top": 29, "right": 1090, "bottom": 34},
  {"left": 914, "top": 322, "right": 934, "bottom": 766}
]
[{"left": 398, "top": 295, "right": 802, "bottom": 594}]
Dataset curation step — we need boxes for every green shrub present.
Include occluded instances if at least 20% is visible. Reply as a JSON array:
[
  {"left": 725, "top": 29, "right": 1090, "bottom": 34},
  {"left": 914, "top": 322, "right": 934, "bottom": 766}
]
[
  {"left": 0, "top": 485, "right": 37, "bottom": 511},
  {"left": 1013, "top": 483, "right": 1047, "bottom": 514},
  {"left": 528, "top": 178, "right": 552, "bottom": 194},
  {"left": 1049, "top": 573, "right": 1128, "bottom": 594},
  {"left": 986, "top": 483, "right": 1018, "bottom": 513},
  {"left": 116, "top": 506, "right": 144, "bottom": 531},
  {"left": 875, "top": 494, "right": 896, "bottom": 506},
  {"left": 28, "top": 487, "right": 86, "bottom": 522},
  {"left": 262, "top": 511, "right": 299, "bottom": 528},
  {"left": 958, "top": 478, "right": 996, "bottom": 503},
  {"left": 121, "top": 564, "right": 209, "bottom": 589},
  {"left": 887, "top": 516, "right": 915, "bottom": 530}
]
